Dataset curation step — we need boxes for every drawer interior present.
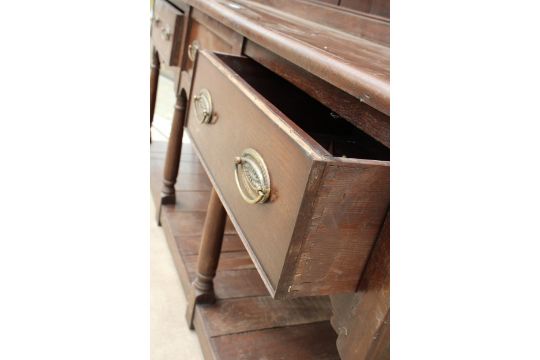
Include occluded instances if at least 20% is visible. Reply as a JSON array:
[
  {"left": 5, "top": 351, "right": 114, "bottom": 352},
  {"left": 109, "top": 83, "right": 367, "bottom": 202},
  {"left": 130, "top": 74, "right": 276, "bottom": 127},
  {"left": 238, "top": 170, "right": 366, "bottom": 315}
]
[{"left": 217, "top": 54, "right": 390, "bottom": 161}]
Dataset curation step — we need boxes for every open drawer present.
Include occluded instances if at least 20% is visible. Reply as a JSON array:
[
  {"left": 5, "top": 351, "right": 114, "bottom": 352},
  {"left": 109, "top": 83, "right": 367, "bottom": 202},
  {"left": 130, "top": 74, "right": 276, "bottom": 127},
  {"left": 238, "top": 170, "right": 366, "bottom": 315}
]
[
  {"left": 151, "top": 0, "right": 184, "bottom": 66},
  {"left": 186, "top": 50, "right": 390, "bottom": 298}
]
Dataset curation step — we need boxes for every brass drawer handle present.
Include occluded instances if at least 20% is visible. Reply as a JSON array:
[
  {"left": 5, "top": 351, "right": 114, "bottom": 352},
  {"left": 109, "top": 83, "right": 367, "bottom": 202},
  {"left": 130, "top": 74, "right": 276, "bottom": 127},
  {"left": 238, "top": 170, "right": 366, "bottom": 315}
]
[
  {"left": 187, "top": 40, "right": 200, "bottom": 61},
  {"left": 160, "top": 25, "right": 171, "bottom": 41},
  {"left": 234, "top": 148, "right": 271, "bottom": 204},
  {"left": 193, "top": 89, "right": 213, "bottom": 124}
]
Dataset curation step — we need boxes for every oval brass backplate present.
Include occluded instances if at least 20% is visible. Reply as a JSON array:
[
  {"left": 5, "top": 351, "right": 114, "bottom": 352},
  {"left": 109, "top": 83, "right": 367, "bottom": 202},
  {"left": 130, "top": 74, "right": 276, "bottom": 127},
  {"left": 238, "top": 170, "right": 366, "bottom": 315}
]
[
  {"left": 193, "top": 89, "right": 213, "bottom": 124},
  {"left": 234, "top": 148, "right": 271, "bottom": 204}
]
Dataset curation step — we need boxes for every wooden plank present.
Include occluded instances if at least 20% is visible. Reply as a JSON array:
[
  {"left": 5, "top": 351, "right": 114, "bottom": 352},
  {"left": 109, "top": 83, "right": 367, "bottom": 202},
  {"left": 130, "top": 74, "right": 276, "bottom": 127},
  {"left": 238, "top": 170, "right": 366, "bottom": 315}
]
[
  {"left": 176, "top": 234, "right": 245, "bottom": 256},
  {"left": 210, "top": 321, "right": 340, "bottom": 360},
  {"left": 184, "top": 251, "right": 255, "bottom": 272},
  {"left": 331, "top": 212, "right": 390, "bottom": 360},
  {"left": 241, "top": 0, "right": 389, "bottom": 45},
  {"left": 165, "top": 211, "right": 236, "bottom": 237},
  {"left": 176, "top": 172, "right": 213, "bottom": 191},
  {"left": 165, "top": 190, "right": 211, "bottom": 212},
  {"left": 159, "top": 204, "right": 194, "bottom": 294},
  {"left": 193, "top": 308, "right": 218, "bottom": 360},
  {"left": 198, "top": 296, "right": 332, "bottom": 337}
]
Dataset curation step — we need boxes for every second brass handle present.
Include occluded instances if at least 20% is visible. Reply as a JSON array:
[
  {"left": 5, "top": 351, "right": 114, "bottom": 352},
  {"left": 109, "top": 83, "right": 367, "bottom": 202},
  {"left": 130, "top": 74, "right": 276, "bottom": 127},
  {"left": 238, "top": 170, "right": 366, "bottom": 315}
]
[
  {"left": 234, "top": 149, "right": 271, "bottom": 205},
  {"left": 193, "top": 89, "right": 213, "bottom": 124},
  {"left": 187, "top": 40, "right": 200, "bottom": 61}
]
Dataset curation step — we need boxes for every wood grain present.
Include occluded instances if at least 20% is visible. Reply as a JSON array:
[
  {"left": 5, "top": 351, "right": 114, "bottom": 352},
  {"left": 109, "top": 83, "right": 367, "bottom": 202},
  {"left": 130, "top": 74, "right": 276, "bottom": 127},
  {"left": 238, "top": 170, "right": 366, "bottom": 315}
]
[
  {"left": 166, "top": 211, "right": 236, "bottom": 237},
  {"left": 199, "top": 296, "right": 332, "bottom": 337},
  {"left": 185, "top": 251, "right": 255, "bottom": 272},
  {"left": 176, "top": 234, "right": 245, "bottom": 255},
  {"left": 281, "top": 161, "right": 390, "bottom": 297},
  {"left": 173, "top": 0, "right": 390, "bottom": 114},
  {"left": 188, "top": 51, "right": 389, "bottom": 297},
  {"left": 238, "top": 0, "right": 389, "bottom": 45},
  {"left": 210, "top": 321, "right": 339, "bottom": 360},
  {"left": 331, "top": 213, "right": 390, "bottom": 360}
]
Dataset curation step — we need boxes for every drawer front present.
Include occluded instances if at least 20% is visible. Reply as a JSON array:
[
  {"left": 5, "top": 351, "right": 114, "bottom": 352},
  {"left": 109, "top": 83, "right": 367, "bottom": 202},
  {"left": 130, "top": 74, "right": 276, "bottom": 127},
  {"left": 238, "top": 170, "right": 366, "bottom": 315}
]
[
  {"left": 187, "top": 52, "right": 318, "bottom": 293},
  {"left": 151, "top": 0, "right": 184, "bottom": 66},
  {"left": 182, "top": 9, "right": 243, "bottom": 76}
]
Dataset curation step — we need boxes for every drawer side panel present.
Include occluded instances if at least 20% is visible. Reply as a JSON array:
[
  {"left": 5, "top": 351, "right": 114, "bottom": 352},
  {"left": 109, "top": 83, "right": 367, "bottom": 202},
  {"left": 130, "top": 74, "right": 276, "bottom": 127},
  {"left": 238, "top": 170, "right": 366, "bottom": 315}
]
[{"left": 284, "top": 161, "right": 390, "bottom": 296}]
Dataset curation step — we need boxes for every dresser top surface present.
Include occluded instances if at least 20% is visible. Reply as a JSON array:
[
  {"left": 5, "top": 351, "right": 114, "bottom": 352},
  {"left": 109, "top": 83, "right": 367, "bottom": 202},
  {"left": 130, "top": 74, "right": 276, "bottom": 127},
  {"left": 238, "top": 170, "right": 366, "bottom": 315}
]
[{"left": 174, "top": 0, "right": 390, "bottom": 115}]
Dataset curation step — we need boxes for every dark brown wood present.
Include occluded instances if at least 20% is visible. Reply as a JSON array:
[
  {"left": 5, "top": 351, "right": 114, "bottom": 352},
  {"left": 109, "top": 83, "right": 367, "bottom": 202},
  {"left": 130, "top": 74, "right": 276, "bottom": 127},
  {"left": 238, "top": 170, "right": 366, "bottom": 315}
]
[
  {"left": 244, "top": 40, "right": 389, "bottom": 147},
  {"left": 340, "top": 0, "right": 390, "bottom": 19},
  {"left": 164, "top": 211, "right": 235, "bottom": 238},
  {"left": 369, "top": 0, "right": 390, "bottom": 19},
  {"left": 177, "top": 234, "right": 245, "bottom": 255},
  {"left": 210, "top": 269, "right": 268, "bottom": 299},
  {"left": 151, "top": 1, "right": 391, "bottom": 356},
  {"left": 151, "top": 140, "right": 340, "bottom": 360},
  {"left": 172, "top": 0, "right": 390, "bottom": 115},
  {"left": 330, "top": 212, "right": 390, "bottom": 360},
  {"left": 173, "top": 5, "right": 193, "bottom": 94},
  {"left": 210, "top": 321, "right": 339, "bottom": 360},
  {"left": 283, "top": 162, "right": 390, "bottom": 296},
  {"left": 186, "top": 187, "right": 227, "bottom": 328},
  {"left": 159, "top": 90, "right": 187, "bottom": 218},
  {"left": 150, "top": 47, "right": 160, "bottom": 138},
  {"left": 199, "top": 296, "right": 332, "bottom": 337},
  {"left": 186, "top": 51, "right": 389, "bottom": 297},
  {"left": 178, "top": 7, "right": 244, "bottom": 95},
  {"left": 185, "top": 251, "right": 255, "bottom": 272},
  {"left": 239, "top": 0, "right": 389, "bottom": 45},
  {"left": 151, "top": 0, "right": 185, "bottom": 66}
]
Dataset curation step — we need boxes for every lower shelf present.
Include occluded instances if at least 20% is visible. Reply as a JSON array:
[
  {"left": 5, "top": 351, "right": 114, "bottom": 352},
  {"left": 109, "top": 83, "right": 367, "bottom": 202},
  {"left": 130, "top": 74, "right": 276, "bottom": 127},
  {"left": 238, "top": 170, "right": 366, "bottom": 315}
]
[{"left": 151, "top": 140, "right": 340, "bottom": 360}]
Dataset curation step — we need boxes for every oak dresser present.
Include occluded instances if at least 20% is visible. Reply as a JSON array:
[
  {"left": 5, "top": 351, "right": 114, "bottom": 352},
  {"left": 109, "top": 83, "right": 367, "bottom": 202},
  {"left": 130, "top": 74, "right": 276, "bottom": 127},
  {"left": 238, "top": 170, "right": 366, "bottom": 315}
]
[{"left": 150, "top": 1, "right": 389, "bottom": 358}]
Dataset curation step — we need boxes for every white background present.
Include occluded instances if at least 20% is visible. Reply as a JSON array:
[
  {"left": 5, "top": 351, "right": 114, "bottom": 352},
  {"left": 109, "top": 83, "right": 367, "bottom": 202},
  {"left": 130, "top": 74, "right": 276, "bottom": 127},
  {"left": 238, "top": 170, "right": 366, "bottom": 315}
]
[{"left": 1, "top": 0, "right": 539, "bottom": 358}]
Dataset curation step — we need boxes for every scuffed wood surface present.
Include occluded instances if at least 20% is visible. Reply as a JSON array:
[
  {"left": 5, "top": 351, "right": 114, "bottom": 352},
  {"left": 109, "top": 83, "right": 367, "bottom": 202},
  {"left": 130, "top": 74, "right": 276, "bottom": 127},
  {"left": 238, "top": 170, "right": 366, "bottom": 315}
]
[
  {"left": 210, "top": 321, "right": 339, "bottom": 360},
  {"left": 286, "top": 162, "right": 389, "bottom": 296},
  {"left": 174, "top": 0, "right": 390, "bottom": 115},
  {"left": 331, "top": 213, "right": 390, "bottom": 360},
  {"left": 199, "top": 296, "right": 332, "bottom": 336}
]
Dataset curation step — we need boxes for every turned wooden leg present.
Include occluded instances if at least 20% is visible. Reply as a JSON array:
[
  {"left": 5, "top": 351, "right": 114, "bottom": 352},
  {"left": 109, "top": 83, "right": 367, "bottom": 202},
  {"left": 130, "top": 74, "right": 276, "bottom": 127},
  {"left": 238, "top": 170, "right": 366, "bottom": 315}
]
[
  {"left": 186, "top": 188, "right": 226, "bottom": 329},
  {"left": 157, "top": 91, "right": 187, "bottom": 224},
  {"left": 150, "top": 47, "right": 160, "bottom": 141}
]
